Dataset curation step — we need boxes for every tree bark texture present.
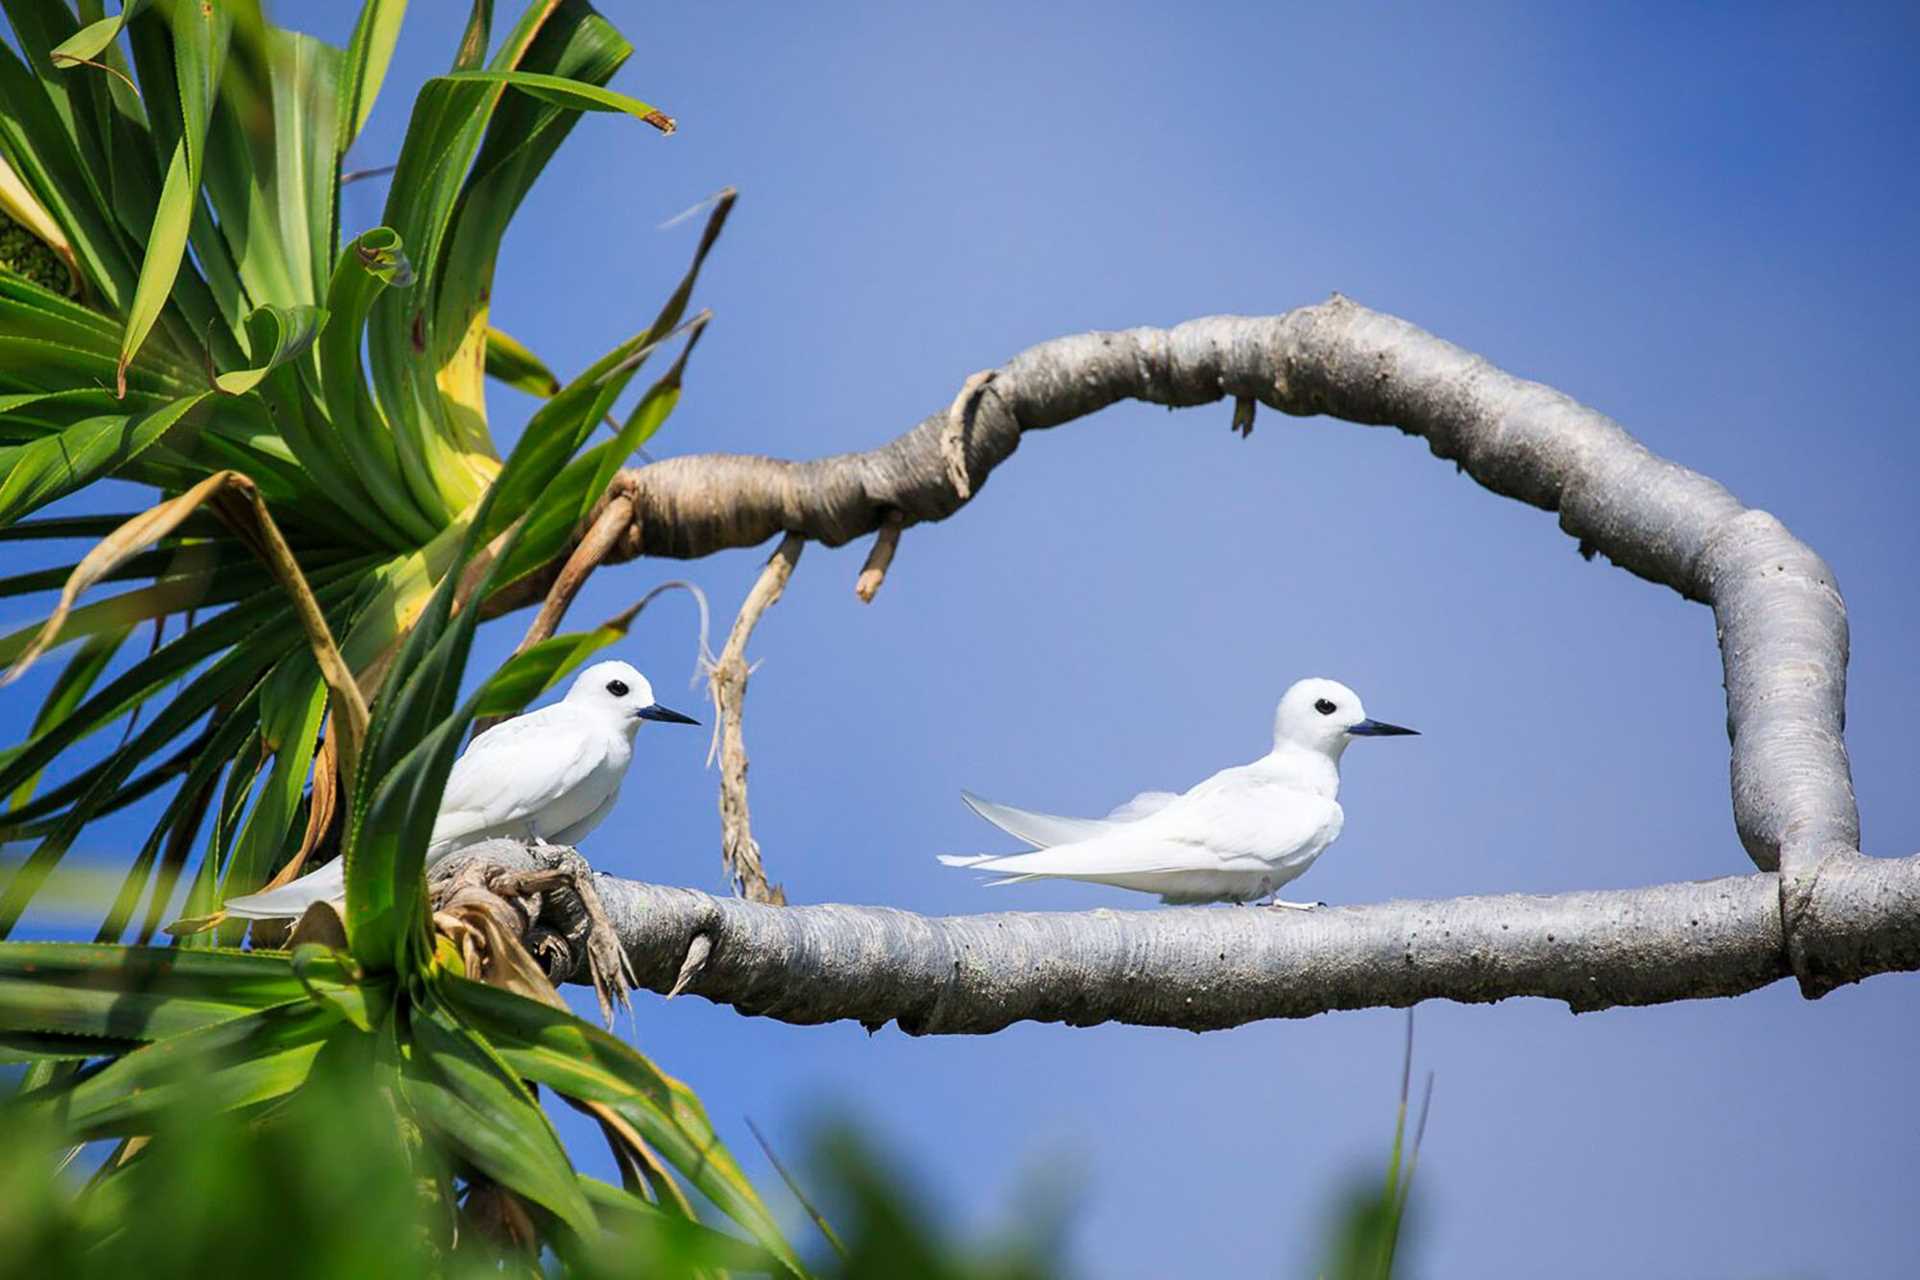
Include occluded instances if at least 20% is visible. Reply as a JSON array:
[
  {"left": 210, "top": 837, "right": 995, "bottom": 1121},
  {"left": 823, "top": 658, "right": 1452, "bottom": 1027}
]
[{"left": 455, "top": 842, "right": 1920, "bottom": 1035}]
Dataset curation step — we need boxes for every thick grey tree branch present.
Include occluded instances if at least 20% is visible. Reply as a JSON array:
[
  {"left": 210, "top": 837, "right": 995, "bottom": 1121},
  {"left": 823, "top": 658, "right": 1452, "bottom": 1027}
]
[
  {"left": 453, "top": 840, "right": 1920, "bottom": 1033},
  {"left": 483, "top": 298, "right": 1884, "bottom": 1002}
]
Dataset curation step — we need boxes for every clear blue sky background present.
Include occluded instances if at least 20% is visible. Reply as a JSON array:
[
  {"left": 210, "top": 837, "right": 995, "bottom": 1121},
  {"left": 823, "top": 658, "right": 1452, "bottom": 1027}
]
[{"left": 8, "top": 3, "right": 1920, "bottom": 1275}]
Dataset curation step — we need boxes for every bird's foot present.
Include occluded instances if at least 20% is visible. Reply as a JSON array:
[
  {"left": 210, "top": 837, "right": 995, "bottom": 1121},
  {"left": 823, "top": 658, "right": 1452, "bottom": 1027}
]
[{"left": 1264, "top": 898, "right": 1324, "bottom": 912}]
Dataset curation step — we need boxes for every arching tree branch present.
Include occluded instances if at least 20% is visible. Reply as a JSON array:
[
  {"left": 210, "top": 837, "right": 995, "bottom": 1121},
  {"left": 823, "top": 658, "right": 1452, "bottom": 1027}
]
[{"left": 482, "top": 298, "right": 1870, "bottom": 996}]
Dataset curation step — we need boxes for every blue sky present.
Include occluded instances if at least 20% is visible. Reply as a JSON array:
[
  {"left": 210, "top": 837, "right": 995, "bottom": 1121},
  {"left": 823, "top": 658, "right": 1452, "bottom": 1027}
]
[{"left": 9, "top": 2, "right": 1920, "bottom": 1275}]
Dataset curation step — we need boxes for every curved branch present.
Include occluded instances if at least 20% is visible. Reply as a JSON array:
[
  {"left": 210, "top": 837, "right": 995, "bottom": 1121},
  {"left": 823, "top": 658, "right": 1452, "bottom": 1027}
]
[
  {"left": 493, "top": 298, "right": 1860, "bottom": 988},
  {"left": 452, "top": 841, "right": 1920, "bottom": 1033}
]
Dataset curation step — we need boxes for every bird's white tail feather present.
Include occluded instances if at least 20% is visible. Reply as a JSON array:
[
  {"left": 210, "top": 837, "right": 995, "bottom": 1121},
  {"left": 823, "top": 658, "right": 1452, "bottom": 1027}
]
[
  {"left": 936, "top": 855, "right": 1039, "bottom": 884},
  {"left": 222, "top": 858, "right": 346, "bottom": 920},
  {"left": 959, "top": 791, "right": 1113, "bottom": 848}
]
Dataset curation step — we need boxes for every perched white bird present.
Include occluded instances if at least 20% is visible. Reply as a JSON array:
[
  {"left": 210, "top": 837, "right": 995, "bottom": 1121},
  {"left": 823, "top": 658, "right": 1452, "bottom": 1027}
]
[
  {"left": 939, "top": 677, "right": 1416, "bottom": 907},
  {"left": 223, "top": 659, "right": 698, "bottom": 920}
]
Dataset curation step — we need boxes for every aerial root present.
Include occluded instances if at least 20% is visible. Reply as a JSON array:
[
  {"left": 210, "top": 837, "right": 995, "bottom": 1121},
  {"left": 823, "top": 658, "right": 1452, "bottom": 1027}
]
[{"left": 705, "top": 535, "right": 800, "bottom": 905}]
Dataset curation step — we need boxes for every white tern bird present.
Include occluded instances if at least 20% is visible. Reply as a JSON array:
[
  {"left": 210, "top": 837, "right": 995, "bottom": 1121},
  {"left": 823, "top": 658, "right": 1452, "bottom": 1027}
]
[
  {"left": 939, "top": 677, "right": 1416, "bottom": 907},
  {"left": 223, "top": 659, "right": 698, "bottom": 920}
]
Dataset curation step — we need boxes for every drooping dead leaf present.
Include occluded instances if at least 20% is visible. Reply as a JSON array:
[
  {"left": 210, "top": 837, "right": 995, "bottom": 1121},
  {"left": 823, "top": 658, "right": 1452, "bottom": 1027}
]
[
  {"left": 286, "top": 899, "right": 349, "bottom": 951},
  {"left": 560, "top": 1094, "right": 692, "bottom": 1215},
  {"left": 1, "top": 471, "right": 371, "bottom": 788}
]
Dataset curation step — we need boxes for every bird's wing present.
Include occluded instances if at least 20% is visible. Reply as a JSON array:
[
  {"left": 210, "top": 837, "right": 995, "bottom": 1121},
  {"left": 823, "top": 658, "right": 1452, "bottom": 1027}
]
[
  {"left": 1106, "top": 790, "right": 1179, "bottom": 821},
  {"left": 430, "top": 706, "right": 614, "bottom": 850},
  {"left": 961, "top": 790, "right": 1115, "bottom": 848},
  {"left": 946, "top": 772, "right": 1341, "bottom": 877}
]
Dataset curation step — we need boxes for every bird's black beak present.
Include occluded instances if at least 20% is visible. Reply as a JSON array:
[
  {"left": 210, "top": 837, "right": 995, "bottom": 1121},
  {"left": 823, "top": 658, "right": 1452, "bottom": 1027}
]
[
  {"left": 1348, "top": 719, "right": 1418, "bottom": 737},
  {"left": 636, "top": 702, "right": 700, "bottom": 726}
]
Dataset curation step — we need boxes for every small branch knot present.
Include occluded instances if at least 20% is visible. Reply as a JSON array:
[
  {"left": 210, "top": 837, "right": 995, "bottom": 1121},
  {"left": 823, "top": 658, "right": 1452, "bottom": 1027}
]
[{"left": 943, "top": 370, "right": 998, "bottom": 501}]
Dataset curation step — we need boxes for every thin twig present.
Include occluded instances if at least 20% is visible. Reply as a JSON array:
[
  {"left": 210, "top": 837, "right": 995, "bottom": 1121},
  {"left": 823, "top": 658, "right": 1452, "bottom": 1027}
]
[
  {"left": 49, "top": 52, "right": 138, "bottom": 96},
  {"left": 706, "top": 534, "right": 803, "bottom": 904},
  {"left": 472, "top": 579, "right": 713, "bottom": 741},
  {"left": 854, "top": 510, "right": 905, "bottom": 604},
  {"left": 339, "top": 163, "right": 397, "bottom": 186}
]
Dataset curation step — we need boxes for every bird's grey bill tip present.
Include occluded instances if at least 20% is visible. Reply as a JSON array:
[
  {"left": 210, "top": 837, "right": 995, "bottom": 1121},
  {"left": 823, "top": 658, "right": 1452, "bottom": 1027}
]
[{"left": 1348, "top": 718, "right": 1418, "bottom": 737}]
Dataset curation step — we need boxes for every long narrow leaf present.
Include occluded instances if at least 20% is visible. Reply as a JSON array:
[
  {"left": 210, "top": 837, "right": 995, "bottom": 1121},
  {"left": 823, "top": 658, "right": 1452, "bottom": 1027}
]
[
  {"left": 0, "top": 152, "right": 82, "bottom": 296},
  {"left": 448, "top": 977, "right": 803, "bottom": 1272},
  {"left": 48, "top": 1, "right": 153, "bottom": 68},
  {"left": 482, "top": 324, "right": 558, "bottom": 396},
  {"left": 0, "top": 35, "right": 137, "bottom": 311},
  {"left": 212, "top": 304, "right": 325, "bottom": 397},
  {"left": 1, "top": 472, "right": 370, "bottom": 789},
  {"left": 337, "top": 0, "right": 408, "bottom": 151},
  {"left": 579, "top": 1176, "right": 794, "bottom": 1276},
  {"left": 4, "top": 626, "right": 128, "bottom": 809},
  {"left": 0, "top": 393, "right": 210, "bottom": 528},
  {"left": 314, "top": 226, "right": 439, "bottom": 545},
  {"left": 467, "top": 627, "right": 626, "bottom": 722},
  {"left": 29, "top": 998, "right": 337, "bottom": 1139},
  {"left": 215, "top": 664, "right": 326, "bottom": 945},
  {"left": 0, "top": 643, "right": 284, "bottom": 940},
  {"left": 403, "top": 998, "right": 597, "bottom": 1241},
  {"left": 0, "top": 942, "right": 309, "bottom": 1042},
  {"left": 439, "top": 70, "right": 674, "bottom": 132}
]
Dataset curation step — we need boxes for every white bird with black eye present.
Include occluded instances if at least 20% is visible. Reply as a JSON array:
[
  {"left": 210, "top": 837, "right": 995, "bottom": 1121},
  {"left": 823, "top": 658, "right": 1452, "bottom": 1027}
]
[
  {"left": 940, "top": 677, "right": 1417, "bottom": 907},
  {"left": 223, "top": 659, "right": 699, "bottom": 921}
]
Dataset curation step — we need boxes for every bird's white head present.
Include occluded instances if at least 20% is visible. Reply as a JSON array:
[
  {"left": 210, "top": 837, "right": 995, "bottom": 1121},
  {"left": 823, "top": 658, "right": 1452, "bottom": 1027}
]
[
  {"left": 564, "top": 660, "right": 700, "bottom": 733},
  {"left": 1272, "top": 677, "right": 1418, "bottom": 760}
]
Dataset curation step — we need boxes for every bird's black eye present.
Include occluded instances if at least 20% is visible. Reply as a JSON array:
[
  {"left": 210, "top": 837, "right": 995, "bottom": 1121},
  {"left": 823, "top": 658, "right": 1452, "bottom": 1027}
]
[
  {"left": 1314, "top": 698, "right": 1337, "bottom": 716},
  {"left": 606, "top": 679, "right": 630, "bottom": 698}
]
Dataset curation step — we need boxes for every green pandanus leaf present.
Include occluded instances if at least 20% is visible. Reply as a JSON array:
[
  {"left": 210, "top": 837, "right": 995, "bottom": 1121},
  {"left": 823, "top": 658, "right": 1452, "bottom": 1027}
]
[
  {"left": 24, "top": 999, "right": 339, "bottom": 1139},
  {"left": 447, "top": 976, "right": 806, "bottom": 1274},
  {"left": 0, "top": 942, "right": 312, "bottom": 1044},
  {"left": 401, "top": 997, "right": 598, "bottom": 1243},
  {"left": 481, "top": 324, "right": 558, "bottom": 397},
  {"left": 112, "top": 0, "right": 233, "bottom": 394},
  {"left": 314, "top": 226, "right": 436, "bottom": 547}
]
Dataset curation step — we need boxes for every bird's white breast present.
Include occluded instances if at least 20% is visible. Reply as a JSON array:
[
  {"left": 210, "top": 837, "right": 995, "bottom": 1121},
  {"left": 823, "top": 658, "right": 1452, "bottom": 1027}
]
[{"left": 428, "top": 705, "right": 635, "bottom": 856}]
